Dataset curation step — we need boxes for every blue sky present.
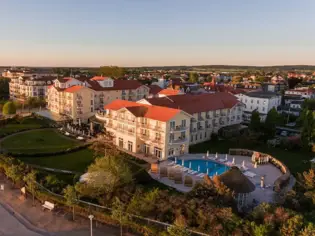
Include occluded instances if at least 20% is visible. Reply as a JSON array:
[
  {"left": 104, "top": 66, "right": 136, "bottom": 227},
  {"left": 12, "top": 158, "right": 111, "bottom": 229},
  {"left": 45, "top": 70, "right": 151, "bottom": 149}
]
[{"left": 1, "top": 0, "right": 315, "bottom": 67}]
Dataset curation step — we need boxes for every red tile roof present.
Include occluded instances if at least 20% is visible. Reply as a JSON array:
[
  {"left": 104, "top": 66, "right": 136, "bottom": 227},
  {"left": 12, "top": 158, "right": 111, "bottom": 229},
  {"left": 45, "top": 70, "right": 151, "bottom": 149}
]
[
  {"left": 145, "top": 92, "right": 240, "bottom": 114},
  {"left": 103, "top": 100, "right": 182, "bottom": 122},
  {"left": 91, "top": 76, "right": 111, "bottom": 81},
  {"left": 148, "top": 85, "right": 163, "bottom": 95},
  {"left": 158, "top": 88, "right": 182, "bottom": 96},
  {"left": 64, "top": 85, "right": 84, "bottom": 93}
]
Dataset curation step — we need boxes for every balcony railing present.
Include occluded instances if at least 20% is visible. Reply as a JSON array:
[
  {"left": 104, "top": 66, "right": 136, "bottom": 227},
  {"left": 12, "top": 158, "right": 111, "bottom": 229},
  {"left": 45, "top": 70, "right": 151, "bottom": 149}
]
[
  {"left": 170, "top": 137, "right": 187, "bottom": 144},
  {"left": 170, "top": 125, "right": 188, "bottom": 132}
]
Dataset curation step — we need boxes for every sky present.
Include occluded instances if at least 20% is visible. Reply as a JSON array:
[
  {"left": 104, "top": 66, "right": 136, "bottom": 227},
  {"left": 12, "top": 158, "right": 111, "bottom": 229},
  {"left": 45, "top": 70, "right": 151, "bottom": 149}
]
[{"left": 1, "top": 0, "right": 315, "bottom": 67}]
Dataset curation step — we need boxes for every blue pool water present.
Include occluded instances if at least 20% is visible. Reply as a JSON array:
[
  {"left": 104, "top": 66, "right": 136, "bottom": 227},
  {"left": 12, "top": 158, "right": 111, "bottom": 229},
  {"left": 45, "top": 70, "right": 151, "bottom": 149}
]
[{"left": 172, "top": 158, "right": 229, "bottom": 177}]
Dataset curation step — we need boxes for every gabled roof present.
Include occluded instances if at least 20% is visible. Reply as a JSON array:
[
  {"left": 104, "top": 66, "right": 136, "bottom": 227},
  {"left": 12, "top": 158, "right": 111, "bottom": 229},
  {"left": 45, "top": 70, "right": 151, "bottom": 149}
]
[
  {"left": 148, "top": 85, "right": 163, "bottom": 95},
  {"left": 64, "top": 85, "right": 84, "bottom": 93},
  {"left": 104, "top": 100, "right": 184, "bottom": 122},
  {"left": 145, "top": 92, "right": 240, "bottom": 114},
  {"left": 158, "top": 89, "right": 182, "bottom": 96},
  {"left": 87, "top": 79, "right": 145, "bottom": 91},
  {"left": 91, "top": 76, "right": 111, "bottom": 81}
]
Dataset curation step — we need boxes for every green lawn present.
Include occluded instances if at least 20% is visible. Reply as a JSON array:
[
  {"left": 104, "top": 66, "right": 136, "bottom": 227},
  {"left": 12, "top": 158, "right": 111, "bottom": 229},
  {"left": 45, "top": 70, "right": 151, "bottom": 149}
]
[
  {"left": 0, "top": 116, "right": 52, "bottom": 136},
  {"left": 1, "top": 129, "right": 80, "bottom": 153},
  {"left": 190, "top": 139, "right": 312, "bottom": 175},
  {"left": 18, "top": 149, "right": 95, "bottom": 172}
]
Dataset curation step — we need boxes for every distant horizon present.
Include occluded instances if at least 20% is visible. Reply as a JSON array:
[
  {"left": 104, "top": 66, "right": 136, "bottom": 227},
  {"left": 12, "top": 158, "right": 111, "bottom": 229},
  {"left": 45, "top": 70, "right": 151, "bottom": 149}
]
[{"left": 1, "top": 64, "right": 315, "bottom": 69}]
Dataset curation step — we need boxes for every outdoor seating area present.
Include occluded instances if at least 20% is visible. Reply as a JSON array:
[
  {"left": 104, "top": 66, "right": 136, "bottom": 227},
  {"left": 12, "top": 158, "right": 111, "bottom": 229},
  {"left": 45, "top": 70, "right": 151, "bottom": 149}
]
[
  {"left": 59, "top": 121, "right": 96, "bottom": 141},
  {"left": 149, "top": 152, "right": 284, "bottom": 204}
]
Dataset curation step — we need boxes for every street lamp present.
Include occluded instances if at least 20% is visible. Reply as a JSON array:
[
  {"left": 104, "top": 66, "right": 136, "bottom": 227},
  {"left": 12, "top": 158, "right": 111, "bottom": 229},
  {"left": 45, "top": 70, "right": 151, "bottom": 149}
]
[{"left": 88, "top": 215, "right": 94, "bottom": 236}]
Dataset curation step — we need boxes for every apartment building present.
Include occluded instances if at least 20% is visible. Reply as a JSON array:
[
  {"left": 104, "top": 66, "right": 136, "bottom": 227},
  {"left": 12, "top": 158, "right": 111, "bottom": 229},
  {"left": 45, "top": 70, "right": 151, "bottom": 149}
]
[
  {"left": 285, "top": 88, "right": 315, "bottom": 99},
  {"left": 235, "top": 91, "right": 281, "bottom": 122},
  {"left": 9, "top": 76, "right": 55, "bottom": 100},
  {"left": 138, "top": 92, "right": 244, "bottom": 145},
  {"left": 47, "top": 76, "right": 150, "bottom": 121},
  {"left": 3, "top": 68, "right": 57, "bottom": 79},
  {"left": 96, "top": 100, "right": 192, "bottom": 160}
]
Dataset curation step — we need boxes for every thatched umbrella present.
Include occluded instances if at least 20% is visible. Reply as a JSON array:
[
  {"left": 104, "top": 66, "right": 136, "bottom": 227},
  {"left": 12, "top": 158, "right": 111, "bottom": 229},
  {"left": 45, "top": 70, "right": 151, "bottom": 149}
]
[{"left": 218, "top": 166, "right": 255, "bottom": 209}]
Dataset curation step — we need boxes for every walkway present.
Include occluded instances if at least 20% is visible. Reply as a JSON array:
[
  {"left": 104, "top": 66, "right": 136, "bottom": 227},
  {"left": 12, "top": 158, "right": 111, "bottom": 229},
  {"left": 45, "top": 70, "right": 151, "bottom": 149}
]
[{"left": 0, "top": 173, "right": 124, "bottom": 236}]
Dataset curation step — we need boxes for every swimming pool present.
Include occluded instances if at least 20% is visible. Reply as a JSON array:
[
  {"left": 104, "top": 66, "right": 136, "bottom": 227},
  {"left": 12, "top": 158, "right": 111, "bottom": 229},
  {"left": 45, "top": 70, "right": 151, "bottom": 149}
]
[{"left": 172, "top": 158, "right": 230, "bottom": 177}]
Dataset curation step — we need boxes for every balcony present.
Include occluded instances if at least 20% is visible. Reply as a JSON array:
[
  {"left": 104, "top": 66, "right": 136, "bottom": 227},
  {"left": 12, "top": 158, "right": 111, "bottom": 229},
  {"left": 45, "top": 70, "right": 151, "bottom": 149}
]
[
  {"left": 197, "top": 126, "right": 204, "bottom": 130},
  {"left": 117, "top": 117, "right": 136, "bottom": 125},
  {"left": 206, "top": 115, "right": 211, "bottom": 119},
  {"left": 206, "top": 124, "right": 211, "bottom": 129},
  {"left": 139, "top": 133, "right": 150, "bottom": 140},
  {"left": 191, "top": 118, "right": 197, "bottom": 123},
  {"left": 152, "top": 125, "right": 164, "bottom": 132},
  {"left": 137, "top": 122, "right": 150, "bottom": 128},
  {"left": 151, "top": 138, "right": 163, "bottom": 145},
  {"left": 169, "top": 137, "right": 187, "bottom": 144},
  {"left": 170, "top": 125, "right": 188, "bottom": 132},
  {"left": 190, "top": 127, "right": 197, "bottom": 133}
]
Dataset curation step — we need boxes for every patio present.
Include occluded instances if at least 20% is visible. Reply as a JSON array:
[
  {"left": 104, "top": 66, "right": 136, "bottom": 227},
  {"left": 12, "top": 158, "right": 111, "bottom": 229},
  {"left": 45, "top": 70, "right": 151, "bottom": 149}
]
[{"left": 149, "top": 152, "right": 284, "bottom": 203}]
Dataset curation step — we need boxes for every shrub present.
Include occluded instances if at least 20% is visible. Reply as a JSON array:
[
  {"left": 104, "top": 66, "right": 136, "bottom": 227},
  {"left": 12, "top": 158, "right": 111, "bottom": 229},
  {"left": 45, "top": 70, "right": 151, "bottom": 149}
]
[{"left": 2, "top": 101, "right": 16, "bottom": 115}]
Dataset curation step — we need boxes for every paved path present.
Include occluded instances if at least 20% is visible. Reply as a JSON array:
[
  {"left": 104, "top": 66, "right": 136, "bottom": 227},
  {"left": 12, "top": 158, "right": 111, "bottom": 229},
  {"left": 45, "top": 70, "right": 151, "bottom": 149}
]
[{"left": 0, "top": 204, "right": 42, "bottom": 236}]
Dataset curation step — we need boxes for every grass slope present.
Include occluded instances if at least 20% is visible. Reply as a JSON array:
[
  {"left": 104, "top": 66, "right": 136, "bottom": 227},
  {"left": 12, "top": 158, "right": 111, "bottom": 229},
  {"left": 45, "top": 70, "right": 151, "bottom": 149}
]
[{"left": 1, "top": 129, "right": 79, "bottom": 153}]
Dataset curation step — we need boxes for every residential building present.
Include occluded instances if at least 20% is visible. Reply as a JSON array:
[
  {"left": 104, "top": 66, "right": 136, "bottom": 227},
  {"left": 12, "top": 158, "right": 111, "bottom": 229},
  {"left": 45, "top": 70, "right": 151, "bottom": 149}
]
[
  {"left": 96, "top": 100, "right": 192, "bottom": 160},
  {"left": 2, "top": 68, "right": 57, "bottom": 79},
  {"left": 285, "top": 88, "right": 315, "bottom": 99},
  {"left": 138, "top": 92, "right": 244, "bottom": 145},
  {"left": 235, "top": 91, "right": 282, "bottom": 121},
  {"left": 261, "top": 83, "right": 286, "bottom": 93},
  {"left": 47, "top": 76, "right": 150, "bottom": 121},
  {"left": 9, "top": 76, "right": 55, "bottom": 100}
]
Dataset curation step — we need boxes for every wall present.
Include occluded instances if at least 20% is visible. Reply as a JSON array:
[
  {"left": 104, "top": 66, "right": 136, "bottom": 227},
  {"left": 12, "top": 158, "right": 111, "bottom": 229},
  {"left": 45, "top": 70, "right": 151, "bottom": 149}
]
[{"left": 228, "top": 148, "right": 291, "bottom": 192}]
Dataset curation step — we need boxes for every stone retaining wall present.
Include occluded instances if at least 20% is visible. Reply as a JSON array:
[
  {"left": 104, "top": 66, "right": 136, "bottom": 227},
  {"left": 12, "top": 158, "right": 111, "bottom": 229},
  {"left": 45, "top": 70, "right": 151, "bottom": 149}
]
[{"left": 229, "top": 149, "right": 291, "bottom": 192}]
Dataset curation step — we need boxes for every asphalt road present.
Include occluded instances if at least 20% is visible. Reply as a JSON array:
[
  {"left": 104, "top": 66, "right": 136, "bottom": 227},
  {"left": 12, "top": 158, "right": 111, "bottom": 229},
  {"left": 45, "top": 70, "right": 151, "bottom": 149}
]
[{"left": 0, "top": 204, "right": 41, "bottom": 236}]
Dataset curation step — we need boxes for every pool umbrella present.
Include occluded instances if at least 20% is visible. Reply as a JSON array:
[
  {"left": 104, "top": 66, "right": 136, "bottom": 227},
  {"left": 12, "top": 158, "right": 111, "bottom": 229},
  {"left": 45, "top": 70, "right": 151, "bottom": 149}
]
[
  {"left": 218, "top": 166, "right": 255, "bottom": 193},
  {"left": 207, "top": 168, "right": 209, "bottom": 175},
  {"left": 242, "top": 160, "right": 245, "bottom": 168},
  {"left": 182, "top": 159, "right": 184, "bottom": 166},
  {"left": 232, "top": 157, "right": 235, "bottom": 164},
  {"left": 206, "top": 151, "right": 209, "bottom": 157},
  {"left": 225, "top": 154, "right": 228, "bottom": 161},
  {"left": 215, "top": 152, "right": 218, "bottom": 159},
  {"left": 198, "top": 165, "right": 200, "bottom": 172},
  {"left": 189, "top": 162, "right": 192, "bottom": 169},
  {"left": 175, "top": 157, "right": 177, "bottom": 163}
]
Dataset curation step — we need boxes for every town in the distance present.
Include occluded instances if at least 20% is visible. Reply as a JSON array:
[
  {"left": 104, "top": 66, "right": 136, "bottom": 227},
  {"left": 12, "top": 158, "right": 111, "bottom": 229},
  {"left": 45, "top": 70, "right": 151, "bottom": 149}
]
[{"left": 0, "top": 65, "right": 314, "bottom": 236}]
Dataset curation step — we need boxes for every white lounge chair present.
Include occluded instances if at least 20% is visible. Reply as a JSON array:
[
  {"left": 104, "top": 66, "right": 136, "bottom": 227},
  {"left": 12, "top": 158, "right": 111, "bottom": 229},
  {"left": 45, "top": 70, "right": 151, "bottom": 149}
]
[
  {"left": 187, "top": 170, "right": 194, "bottom": 174},
  {"left": 243, "top": 171, "right": 256, "bottom": 178},
  {"left": 191, "top": 171, "right": 198, "bottom": 175}
]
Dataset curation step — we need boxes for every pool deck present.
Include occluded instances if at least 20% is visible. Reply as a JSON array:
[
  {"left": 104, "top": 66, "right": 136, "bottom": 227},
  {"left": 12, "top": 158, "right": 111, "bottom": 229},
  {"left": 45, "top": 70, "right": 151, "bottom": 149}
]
[{"left": 149, "top": 153, "right": 284, "bottom": 203}]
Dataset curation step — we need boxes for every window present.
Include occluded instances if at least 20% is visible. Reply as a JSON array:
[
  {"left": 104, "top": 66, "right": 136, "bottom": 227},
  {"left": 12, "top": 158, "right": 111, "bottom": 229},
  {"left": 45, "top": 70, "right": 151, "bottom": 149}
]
[
  {"left": 200, "top": 133, "right": 202, "bottom": 139},
  {"left": 169, "top": 133, "right": 174, "bottom": 142},
  {"left": 155, "top": 132, "right": 161, "bottom": 140},
  {"left": 262, "top": 107, "right": 265, "bottom": 111},
  {"left": 251, "top": 99, "right": 253, "bottom": 103},
  {"left": 181, "top": 119, "right": 186, "bottom": 127},
  {"left": 181, "top": 131, "right": 186, "bottom": 139},
  {"left": 170, "top": 121, "right": 175, "bottom": 129},
  {"left": 90, "top": 100, "right": 94, "bottom": 105},
  {"left": 168, "top": 148, "right": 174, "bottom": 156},
  {"left": 190, "top": 135, "right": 193, "bottom": 142},
  {"left": 128, "top": 141, "right": 133, "bottom": 152},
  {"left": 154, "top": 147, "right": 162, "bottom": 158},
  {"left": 90, "top": 107, "right": 93, "bottom": 112},
  {"left": 195, "top": 134, "right": 197, "bottom": 140},
  {"left": 119, "top": 138, "right": 123, "bottom": 148},
  {"left": 204, "top": 132, "right": 207, "bottom": 138}
]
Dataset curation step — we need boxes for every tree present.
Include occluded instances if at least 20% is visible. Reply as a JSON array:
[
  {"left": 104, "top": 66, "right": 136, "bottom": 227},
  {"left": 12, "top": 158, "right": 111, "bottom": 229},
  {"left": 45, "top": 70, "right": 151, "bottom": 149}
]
[
  {"left": 189, "top": 72, "right": 198, "bottom": 83},
  {"left": 255, "top": 76, "right": 267, "bottom": 83},
  {"left": 111, "top": 197, "right": 128, "bottom": 236},
  {"left": 263, "top": 108, "right": 279, "bottom": 139},
  {"left": 23, "top": 171, "right": 37, "bottom": 206},
  {"left": 232, "top": 76, "right": 243, "bottom": 83},
  {"left": 0, "top": 77, "right": 9, "bottom": 100},
  {"left": 301, "top": 111, "right": 315, "bottom": 148},
  {"left": 75, "top": 156, "right": 132, "bottom": 198},
  {"left": 167, "top": 215, "right": 191, "bottom": 236},
  {"left": 2, "top": 101, "right": 16, "bottom": 115},
  {"left": 206, "top": 75, "right": 213, "bottom": 82},
  {"left": 5, "top": 164, "right": 22, "bottom": 186},
  {"left": 249, "top": 110, "right": 261, "bottom": 133},
  {"left": 99, "top": 66, "right": 126, "bottom": 78},
  {"left": 63, "top": 185, "right": 77, "bottom": 221}
]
